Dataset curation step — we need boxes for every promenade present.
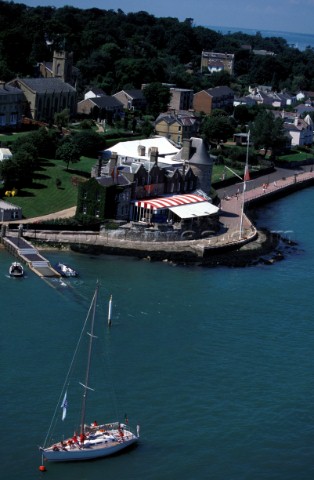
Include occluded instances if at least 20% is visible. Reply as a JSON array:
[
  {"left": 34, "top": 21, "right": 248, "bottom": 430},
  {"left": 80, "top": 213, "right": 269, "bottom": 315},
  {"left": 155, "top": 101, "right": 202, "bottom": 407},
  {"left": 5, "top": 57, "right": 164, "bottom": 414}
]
[{"left": 3, "top": 166, "right": 314, "bottom": 266}]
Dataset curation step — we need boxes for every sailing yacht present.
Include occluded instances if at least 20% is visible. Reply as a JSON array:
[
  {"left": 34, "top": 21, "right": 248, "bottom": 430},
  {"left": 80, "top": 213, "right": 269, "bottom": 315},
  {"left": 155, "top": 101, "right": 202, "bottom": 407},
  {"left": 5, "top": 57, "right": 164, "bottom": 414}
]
[{"left": 40, "top": 284, "right": 139, "bottom": 462}]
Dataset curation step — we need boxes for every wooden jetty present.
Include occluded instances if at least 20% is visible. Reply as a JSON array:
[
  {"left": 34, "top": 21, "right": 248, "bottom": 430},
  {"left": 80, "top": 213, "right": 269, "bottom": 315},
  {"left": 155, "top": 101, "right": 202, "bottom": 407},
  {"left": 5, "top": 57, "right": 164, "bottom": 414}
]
[{"left": 1, "top": 228, "right": 60, "bottom": 278}]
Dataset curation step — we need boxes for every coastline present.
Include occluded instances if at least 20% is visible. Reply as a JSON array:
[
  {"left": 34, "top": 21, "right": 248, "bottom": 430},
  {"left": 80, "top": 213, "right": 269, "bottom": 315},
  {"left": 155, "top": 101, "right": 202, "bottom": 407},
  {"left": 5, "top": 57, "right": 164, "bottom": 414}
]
[
  {"left": 31, "top": 228, "right": 292, "bottom": 268},
  {"left": 3, "top": 167, "right": 311, "bottom": 269}
]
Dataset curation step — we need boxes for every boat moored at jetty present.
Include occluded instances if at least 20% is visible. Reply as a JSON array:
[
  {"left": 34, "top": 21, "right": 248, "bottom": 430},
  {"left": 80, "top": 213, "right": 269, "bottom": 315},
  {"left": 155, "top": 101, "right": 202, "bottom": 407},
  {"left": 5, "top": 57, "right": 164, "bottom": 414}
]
[
  {"left": 9, "top": 262, "right": 24, "bottom": 277},
  {"left": 55, "top": 262, "right": 78, "bottom": 277}
]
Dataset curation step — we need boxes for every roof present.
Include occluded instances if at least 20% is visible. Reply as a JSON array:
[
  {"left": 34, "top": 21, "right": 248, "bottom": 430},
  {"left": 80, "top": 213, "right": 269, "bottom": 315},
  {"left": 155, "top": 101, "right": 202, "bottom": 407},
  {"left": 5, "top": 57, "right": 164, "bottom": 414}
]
[
  {"left": 0, "top": 84, "right": 24, "bottom": 96},
  {"left": 206, "top": 86, "right": 234, "bottom": 97},
  {"left": 173, "top": 137, "right": 212, "bottom": 166},
  {"left": 0, "top": 148, "right": 12, "bottom": 157},
  {"left": 85, "top": 87, "right": 106, "bottom": 96},
  {"left": 96, "top": 174, "right": 131, "bottom": 187},
  {"left": 135, "top": 193, "right": 209, "bottom": 210},
  {"left": 90, "top": 96, "right": 123, "bottom": 108},
  {"left": 169, "top": 201, "right": 219, "bottom": 219},
  {"left": 15, "top": 77, "right": 76, "bottom": 93},
  {"left": 0, "top": 199, "right": 21, "bottom": 211},
  {"left": 104, "top": 137, "right": 180, "bottom": 161},
  {"left": 155, "top": 114, "right": 196, "bottom": 127},
  {"left": 114, "top": 89, "right": 145, "bottom": 100}
]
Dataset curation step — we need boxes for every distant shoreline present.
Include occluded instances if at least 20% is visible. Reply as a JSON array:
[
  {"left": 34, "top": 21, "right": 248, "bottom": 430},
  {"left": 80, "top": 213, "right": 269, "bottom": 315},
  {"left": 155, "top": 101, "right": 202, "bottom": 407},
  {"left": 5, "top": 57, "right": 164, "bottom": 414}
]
[{"left": 204, "top": 25, "right": 314, "bottom": 50}]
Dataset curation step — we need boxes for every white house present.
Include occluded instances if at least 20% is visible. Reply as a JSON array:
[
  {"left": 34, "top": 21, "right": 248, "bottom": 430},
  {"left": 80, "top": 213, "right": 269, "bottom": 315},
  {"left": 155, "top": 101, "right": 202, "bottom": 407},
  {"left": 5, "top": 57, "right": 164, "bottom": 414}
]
[
  {"left": 84, "top": 87, "right": 106, "bottom": 100},
  {"left": 284, "top": 114, "right": 313, "bottom": 146}
]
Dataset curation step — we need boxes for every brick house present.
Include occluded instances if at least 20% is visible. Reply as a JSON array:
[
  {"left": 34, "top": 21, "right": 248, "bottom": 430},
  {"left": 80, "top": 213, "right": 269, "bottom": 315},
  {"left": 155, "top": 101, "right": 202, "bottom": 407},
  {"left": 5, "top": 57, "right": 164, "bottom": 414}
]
[
  {"left": 77, "top": 95, "right": 123, "bottom": 118},
  {"left": 168, "top": 88, "right": 194, "bottom": 111},
  {"left": 193, "top": 86, "right": 234, "bottom": 114},
  {"left": 113, "top": 89, "right": 147, "bottom": 111}
]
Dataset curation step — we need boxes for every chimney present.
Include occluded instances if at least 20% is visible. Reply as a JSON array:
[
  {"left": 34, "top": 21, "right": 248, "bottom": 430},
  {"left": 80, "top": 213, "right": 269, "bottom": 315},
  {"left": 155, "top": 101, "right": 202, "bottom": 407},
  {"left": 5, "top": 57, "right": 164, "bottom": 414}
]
[
  {"left": 0, "top": 81, "right": 6, "bottom": 90},
  {"left": 97, "top": 156, "right": 102, "bottom": 177},
  {"left": 294, "top": 116, "right": 299, "bottom": 127},
  {"left": 150, "top": 147, "right": 159, "bottom": 166},
  {"left": 138, "top": 145, "right": 145, "bottom": 156},
  {"left": 109, "top": 152, "right": 118, "bottom": 183},
  {"left": 181, "top": 139, "right": 191, "bottom": 161}
]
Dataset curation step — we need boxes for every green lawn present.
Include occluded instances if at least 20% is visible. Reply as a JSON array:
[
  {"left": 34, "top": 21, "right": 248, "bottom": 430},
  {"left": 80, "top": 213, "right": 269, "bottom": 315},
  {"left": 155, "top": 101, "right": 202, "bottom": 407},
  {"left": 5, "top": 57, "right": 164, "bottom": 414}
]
[
  {"left": 277, "top": 151, "right": 312, "bottom": 162},
  {"left": 212, "top": 164, "right": 242, "bottom": 183},
  {"left": 5, "top": 157, "right": 95, "bottom": 218}
]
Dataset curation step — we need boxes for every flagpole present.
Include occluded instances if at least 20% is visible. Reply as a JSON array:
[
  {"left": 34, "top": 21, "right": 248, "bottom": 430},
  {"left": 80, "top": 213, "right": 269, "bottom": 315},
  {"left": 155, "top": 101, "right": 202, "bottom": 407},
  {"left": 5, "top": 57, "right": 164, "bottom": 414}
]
[{"left": 239, "top": 131, "right": 250, "bottom": 240}]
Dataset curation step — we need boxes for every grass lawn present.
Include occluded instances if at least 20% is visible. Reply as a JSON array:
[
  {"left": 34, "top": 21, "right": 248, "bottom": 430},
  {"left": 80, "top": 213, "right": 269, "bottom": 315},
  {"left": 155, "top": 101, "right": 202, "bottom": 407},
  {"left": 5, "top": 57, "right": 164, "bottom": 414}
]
[
  {"left": 277, "top": 151, "right": 312, "bottom": 162},
  {"left": 0, "top": 131, "right": 35, "bottom": 146},
  {"left": 5, "top": 156, "right": 95, "bottom": 218},
  {"left": 212, "top": 164, "right": 242, "bottom": 183}
]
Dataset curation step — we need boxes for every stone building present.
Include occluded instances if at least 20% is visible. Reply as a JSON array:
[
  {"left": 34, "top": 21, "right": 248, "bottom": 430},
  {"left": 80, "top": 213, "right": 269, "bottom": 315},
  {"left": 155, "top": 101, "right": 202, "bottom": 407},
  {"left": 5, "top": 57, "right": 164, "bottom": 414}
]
[
  {"left": 8, "top": 77, "right": 77, "bottom": 122},
  {"left": 0, "top": 81, "right": 24, "bottom": 130},
  {"left": 200, "top": 51, "right": 234, "bottom": 75}
]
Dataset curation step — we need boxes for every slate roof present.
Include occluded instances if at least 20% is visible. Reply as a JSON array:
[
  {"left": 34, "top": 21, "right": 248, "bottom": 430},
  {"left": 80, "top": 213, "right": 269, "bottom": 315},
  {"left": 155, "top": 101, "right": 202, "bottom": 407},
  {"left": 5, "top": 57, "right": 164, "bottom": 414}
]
[
  {"left": 121, "top": 89, "right": 145, "bottom": 100},
  {"left": 86, "top": 87, "right": 106, "bottom": 96},
  {"left": 17, "top": 77, "right": 76, "bottom": 93},
  {"left": 0, "top": 84, "right": 24, "bottom": 96},
  {"left": 155, "top": 114, "right": 196, "bottom": 127},
  {"left": 206, "top": 86, "right": 234, "bottom": 97},
  {"left": 173, "top": 137, "right": 212, "bottom": 166},
  {"left": 89, "top": 96, "right": 123, "bottom": 108},
  {"left": 97, "top": 174, "right": 131, "bottom": 187}
]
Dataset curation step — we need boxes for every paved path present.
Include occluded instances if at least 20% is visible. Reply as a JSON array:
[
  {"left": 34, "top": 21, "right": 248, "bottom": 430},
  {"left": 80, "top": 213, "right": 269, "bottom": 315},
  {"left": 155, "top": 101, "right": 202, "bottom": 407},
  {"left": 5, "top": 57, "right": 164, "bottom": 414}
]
[{"left": 11, "top": 206, "right": 77, "bottom": 224}]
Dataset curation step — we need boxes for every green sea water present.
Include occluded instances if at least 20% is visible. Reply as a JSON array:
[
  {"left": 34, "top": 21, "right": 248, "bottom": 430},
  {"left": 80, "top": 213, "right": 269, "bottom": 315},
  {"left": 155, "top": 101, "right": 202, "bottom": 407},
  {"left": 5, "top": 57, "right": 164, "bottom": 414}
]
[{"left": 1, "top": 187, "right": 314, "bottom": 480}]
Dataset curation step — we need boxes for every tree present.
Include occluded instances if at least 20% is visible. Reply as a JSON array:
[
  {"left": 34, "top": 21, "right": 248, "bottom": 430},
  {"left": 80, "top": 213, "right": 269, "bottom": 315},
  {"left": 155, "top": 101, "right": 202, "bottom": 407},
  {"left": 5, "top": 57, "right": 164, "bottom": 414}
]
[
  {"left": 72, "top": 130, "right": 105, "bottom": 157},
  {"left": 143, "top": 82, "right": 171, "bottom": 117},
  {"left": 250, "top": 110, "right": 286, "bottom": 156},
  {"left": 201, "top": 114, "right": 235, "bottom": 147},
  {"left": 234, "top": 104, "right": 254, "bottom": 125},
  {"left": 0, "top": 148, "right": 35, "bottom": 189},
  {"left": 56, "top": 138, "right": 81, "bottom": 170},
  {"left": 54, "top": 109, "right": 70, "bottom": 131}
]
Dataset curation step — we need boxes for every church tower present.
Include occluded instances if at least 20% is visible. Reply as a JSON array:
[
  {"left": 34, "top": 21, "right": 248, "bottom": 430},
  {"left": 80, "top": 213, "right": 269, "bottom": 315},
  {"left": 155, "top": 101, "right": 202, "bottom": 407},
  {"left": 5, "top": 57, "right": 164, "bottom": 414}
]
[{"left": 52, "top": 50, "right": 73, "bottom": 83}]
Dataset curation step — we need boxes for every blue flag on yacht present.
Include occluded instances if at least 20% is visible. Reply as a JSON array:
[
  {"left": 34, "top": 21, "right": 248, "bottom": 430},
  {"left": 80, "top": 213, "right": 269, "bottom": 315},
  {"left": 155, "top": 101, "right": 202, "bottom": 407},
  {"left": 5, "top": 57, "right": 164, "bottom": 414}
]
[{"left": 61, "top": 391, "right": 68, "bottom": 421}]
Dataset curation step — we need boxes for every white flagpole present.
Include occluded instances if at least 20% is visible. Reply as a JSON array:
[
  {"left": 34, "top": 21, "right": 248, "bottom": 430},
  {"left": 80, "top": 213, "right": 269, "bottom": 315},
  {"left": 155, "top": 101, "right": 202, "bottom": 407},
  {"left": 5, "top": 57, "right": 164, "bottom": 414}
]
[{"left": 239, "top": 131, "right": 250, "bottom": 239}]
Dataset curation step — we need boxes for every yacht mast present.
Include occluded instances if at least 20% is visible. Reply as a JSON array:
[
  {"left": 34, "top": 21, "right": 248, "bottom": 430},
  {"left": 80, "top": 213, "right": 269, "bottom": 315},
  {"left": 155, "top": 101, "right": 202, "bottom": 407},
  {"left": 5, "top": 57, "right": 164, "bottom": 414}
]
[{"left": 80, "top": 285, "right": 98, "bottom": 435}]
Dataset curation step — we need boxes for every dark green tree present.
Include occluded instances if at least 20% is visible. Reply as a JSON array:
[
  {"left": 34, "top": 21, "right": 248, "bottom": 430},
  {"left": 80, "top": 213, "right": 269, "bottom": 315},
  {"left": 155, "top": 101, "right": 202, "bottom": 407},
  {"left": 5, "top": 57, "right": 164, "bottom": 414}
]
[
  {"left": 250, "top": 110, "right": 286, "bottom": 156},
  {"left": 56, "top": 138, "right": 81, "bottom": 170},
  {"left": 201, "top": 114, "right": 235, "bottom": 147},
  {"left": 143, "top": 82, "right": 171, "bottom": 117},
  {"left": 72, "top": 130, "right": 105, "bottom": 157},
  {"left": 54, "top": 109, "right": 70, "bottom": 131}
]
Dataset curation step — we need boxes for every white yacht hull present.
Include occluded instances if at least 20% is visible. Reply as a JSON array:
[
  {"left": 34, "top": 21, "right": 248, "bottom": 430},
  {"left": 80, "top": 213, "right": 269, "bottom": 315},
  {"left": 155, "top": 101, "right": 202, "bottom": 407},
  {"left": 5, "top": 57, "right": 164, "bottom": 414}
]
[{"left": 41, "top": 429, "right": 138, "bottom": 462}]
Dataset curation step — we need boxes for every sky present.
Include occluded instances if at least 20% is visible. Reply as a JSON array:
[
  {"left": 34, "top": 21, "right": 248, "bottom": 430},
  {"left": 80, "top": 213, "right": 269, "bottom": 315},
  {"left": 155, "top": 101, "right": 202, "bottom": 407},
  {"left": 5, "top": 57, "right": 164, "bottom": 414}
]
[{"left": 12, "top": 0, "right": 314, "bottom": 35}]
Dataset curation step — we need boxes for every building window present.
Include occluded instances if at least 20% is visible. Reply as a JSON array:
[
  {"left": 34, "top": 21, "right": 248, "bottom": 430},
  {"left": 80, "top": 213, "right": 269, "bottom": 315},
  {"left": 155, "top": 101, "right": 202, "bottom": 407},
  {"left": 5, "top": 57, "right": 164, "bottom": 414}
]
[
  {"left": 0, "top": 115, "right": 5, "bottom": 126},
  {"left": 10, "top": 113, "right": 18, "bottom": 124}
]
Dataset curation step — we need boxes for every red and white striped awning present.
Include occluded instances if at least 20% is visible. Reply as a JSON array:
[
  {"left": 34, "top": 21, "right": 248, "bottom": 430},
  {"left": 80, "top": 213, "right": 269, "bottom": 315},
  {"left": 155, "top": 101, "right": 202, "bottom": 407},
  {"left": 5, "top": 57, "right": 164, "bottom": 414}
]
[{"left": 135, "top": 194, "right": 207, "bottom": 211}]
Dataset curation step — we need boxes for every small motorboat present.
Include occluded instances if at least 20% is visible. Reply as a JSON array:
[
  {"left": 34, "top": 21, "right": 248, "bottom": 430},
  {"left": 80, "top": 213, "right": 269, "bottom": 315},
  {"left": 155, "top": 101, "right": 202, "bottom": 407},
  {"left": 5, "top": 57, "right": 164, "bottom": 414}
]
[
  {"left": 55, "top": 262, "right": 78, "bottom": 277},
  {"left": 9, "top": 262, "right": 24, "bottom": 277}
]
